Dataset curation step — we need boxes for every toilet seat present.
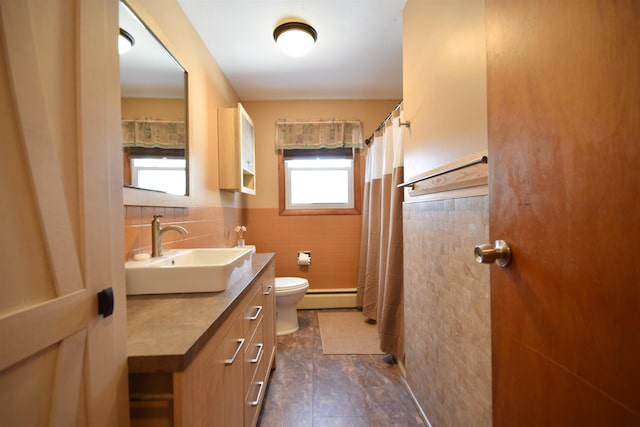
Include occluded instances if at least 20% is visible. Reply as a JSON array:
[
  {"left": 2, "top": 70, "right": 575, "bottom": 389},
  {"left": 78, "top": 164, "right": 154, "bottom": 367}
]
[{"left": 275, "top": 277, "right": 309, "bottom": 292}]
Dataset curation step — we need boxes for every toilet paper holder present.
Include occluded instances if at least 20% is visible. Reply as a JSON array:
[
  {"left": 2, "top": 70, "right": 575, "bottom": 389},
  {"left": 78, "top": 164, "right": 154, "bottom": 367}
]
[{"left": 297, "top": 251, "right": 311, "bottom": 265}]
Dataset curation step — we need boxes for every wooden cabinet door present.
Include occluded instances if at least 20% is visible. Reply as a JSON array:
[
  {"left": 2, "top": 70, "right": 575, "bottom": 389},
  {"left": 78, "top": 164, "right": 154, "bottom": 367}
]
[
  {"left": 218, "top": 103, "right": 256, "bottom": 194},
  {"left": 0, "top": 0, "right": 128, "bottom": 425},
  {"left": 174, "top": 311, "right": 244, "bottom": 427},
  {"left": 222, "top": 317, "right": 245, "bottom": 427},
  {"left": 487, "top": 1, "right": 640, "bottom": 425}
]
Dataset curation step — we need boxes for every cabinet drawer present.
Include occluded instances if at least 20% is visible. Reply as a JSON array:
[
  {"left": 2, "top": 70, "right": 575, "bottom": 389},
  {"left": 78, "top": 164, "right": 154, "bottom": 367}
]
[
  {"left": 244, "top": 377, "right": 266, "bottom": 427},
  {"left": 243, "top": 316, "right": 264, "bottom": 395},
  {"left": 243, "top": 284, "right": 263, "bottom": 339}
]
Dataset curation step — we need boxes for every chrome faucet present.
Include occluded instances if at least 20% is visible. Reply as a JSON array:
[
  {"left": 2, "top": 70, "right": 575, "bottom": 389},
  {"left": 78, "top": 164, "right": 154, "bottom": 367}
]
[{"left": 151, "top": 214, "right": 188, "bottom": 257}]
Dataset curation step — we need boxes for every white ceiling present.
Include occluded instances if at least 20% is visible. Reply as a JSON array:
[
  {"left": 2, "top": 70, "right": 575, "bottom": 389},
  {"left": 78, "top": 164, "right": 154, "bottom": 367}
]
[{"left": 177, "top": 0, "right": 406, "bottom": 101}]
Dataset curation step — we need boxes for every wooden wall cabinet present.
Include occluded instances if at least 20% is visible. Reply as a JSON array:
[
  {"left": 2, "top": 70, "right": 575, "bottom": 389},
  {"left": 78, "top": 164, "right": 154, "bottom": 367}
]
[
  {"left": 218, "top": 103, "right": 256, "bottom": 194},
  {"left": 129, "top": 262, "right": 276, "bottom": 427}
]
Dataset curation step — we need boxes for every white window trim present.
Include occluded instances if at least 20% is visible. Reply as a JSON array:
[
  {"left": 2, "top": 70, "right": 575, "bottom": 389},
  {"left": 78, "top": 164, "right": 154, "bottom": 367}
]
[
  {"left": 130, "top": 157, "right": 186, "bottom": 195},
  {"left": 284, "top": 158, "right": 355, "bottom": 210}
]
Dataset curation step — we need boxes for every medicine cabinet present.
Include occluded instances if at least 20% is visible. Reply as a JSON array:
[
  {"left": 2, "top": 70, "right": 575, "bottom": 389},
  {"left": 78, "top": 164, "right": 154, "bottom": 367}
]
[{"left": 218, "top": 103, "right": 256, "bottom": 194}]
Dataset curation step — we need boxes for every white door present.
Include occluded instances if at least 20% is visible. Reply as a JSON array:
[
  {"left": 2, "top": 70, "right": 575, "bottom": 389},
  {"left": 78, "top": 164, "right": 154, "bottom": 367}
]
[{"left": 0, "top": 0, "right": 128, "bottom": 425}]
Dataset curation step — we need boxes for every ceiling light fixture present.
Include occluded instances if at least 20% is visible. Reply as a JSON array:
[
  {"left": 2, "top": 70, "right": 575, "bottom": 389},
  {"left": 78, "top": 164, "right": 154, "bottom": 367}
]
[
  {"left": 273, "top": 22, "right": 317, "bottom": 57},
  {"left": 119, "top": 28, "right": 135, "bottom": 54}
]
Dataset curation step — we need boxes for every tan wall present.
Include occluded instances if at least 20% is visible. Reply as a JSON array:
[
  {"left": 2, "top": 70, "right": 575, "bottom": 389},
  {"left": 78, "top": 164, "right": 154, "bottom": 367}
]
[
  {"left": 124, "top": 205, "right": 243, "bottom": 260},
  {"left": 121, "top": 97, "right": 184, "bottom": 120},
  {"left": 402, "top": 0, "right": 488, "bottom": 180},
  {"left": 122, "top": 0, "right": 244, "bottom": 258},
  {"left": 402, "top": 0, "right": 492, "bottom": 426},
  {"left": 241, "top": 100, "right": 399, "bottom": 289}
]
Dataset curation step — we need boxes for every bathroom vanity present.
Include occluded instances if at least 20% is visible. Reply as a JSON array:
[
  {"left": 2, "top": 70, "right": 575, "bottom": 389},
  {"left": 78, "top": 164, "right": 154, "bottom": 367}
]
[{"left": 126, "top": 253, "right": 276, "bottom": 427}]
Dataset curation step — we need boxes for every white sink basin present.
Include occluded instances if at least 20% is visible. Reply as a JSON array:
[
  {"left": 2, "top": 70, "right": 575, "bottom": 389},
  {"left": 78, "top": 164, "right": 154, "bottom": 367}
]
[{"left": 125, "top": 247, "right": 255, "bottom": 295}]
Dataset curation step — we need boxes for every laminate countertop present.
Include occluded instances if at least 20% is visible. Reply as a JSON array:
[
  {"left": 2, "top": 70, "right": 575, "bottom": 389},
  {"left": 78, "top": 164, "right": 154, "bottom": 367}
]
[{"left": 126, "top": 252, "right": 275, "bottom": 374}]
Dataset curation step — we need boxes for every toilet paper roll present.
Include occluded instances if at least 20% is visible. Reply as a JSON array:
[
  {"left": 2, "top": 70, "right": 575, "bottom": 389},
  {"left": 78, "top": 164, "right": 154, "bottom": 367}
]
[{"left": 297, "top": 252, "right": 311, "bottom": 265}]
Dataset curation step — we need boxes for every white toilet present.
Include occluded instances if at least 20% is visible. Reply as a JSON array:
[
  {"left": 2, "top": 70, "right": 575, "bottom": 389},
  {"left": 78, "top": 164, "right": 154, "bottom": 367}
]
[{"left": 274, "top": 277, "right": 309, "bottom": 336}]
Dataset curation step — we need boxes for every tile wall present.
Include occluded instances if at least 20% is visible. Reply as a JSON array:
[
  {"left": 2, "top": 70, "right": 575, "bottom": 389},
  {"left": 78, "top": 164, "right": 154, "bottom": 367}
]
[
  {"left": 123, "top": 205, "right": 243, "bottom": 260},
  {"left": 245, "top": 208, "right": 362, "bottom": 290},
  {"left": 403, "top": 195, "right": 491, "bottom": 427},
  {"left": 124, "top": 204, "right": 362, "bottom": 291}
]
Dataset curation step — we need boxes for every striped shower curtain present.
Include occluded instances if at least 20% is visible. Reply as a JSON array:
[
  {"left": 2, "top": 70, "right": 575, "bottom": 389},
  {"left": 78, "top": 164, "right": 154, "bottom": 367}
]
[{"left": 357, "top": 107, "right": 404, "bottom": 361}]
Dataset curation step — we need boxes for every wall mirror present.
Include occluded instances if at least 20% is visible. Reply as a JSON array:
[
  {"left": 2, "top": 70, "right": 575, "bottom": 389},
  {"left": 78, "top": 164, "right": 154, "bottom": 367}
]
[{"left": 119, "top": 1, "right": 189, "bottom": 199}]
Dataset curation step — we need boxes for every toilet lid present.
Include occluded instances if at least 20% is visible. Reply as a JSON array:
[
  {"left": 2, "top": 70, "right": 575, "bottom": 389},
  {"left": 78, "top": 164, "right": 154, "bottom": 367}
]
[{"left": 275, "top": 277, "right": 309, "bottom": 291}]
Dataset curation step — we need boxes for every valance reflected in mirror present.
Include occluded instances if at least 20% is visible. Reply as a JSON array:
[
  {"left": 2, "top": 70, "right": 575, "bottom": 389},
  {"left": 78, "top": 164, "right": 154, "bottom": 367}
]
[{"left": 119, "top": 1, "right": 188, "bottom": 196}]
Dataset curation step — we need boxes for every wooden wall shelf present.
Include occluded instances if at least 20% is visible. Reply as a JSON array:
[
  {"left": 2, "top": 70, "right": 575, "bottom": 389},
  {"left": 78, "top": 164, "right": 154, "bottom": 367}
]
[{"left": 218, "top": 103, "right": 256, "bottom": 195}]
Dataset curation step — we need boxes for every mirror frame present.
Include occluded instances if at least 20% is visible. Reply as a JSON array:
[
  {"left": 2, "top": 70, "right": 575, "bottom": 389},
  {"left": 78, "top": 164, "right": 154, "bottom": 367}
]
[{"left": 120, "top": 0, "right": 190, "bottom": 207}]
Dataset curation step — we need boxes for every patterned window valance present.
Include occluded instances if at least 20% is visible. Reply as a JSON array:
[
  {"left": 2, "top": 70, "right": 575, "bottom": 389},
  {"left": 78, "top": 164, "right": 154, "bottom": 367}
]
[
  {"left": 275, "top": 120, "right": 363, "bottom": 150},
  {"left": 122, "top": 119, "right": 186, "bottom": 149}
]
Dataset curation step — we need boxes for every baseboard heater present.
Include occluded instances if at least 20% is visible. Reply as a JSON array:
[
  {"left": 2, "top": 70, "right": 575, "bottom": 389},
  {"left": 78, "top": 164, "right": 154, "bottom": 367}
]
[{"left": 297, "top": 288, "right": 358, "bottom": 310}]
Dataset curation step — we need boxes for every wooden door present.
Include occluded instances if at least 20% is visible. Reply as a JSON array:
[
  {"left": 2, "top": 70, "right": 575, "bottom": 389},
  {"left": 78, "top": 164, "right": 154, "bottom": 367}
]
[
  {"left": 0, "top": 0, "right": 128, "bottom": 426},
  {"left": 486, "top": 0, "right": 640, "bottom": 425}
]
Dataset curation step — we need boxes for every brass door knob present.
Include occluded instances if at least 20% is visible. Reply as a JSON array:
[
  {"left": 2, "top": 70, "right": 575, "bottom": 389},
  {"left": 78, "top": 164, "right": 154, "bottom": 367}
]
[{"left": 474, "top": 240, "right": 511, "bottom": 267}]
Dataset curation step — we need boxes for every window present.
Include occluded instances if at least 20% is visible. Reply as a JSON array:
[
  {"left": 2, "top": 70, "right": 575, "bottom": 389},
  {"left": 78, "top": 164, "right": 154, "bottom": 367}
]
[
  {"left": 131, "top": 157, "right": 186, "bottom": 195},
  {"left": 285, "top": 158, "right": 353, "bottom": 209},
  {"left": 279, "top": 148, "right": 361, "bottom": 215}
]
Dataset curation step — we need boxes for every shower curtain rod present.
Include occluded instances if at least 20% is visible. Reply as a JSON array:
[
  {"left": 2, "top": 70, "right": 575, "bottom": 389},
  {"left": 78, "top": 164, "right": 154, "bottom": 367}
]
[{"left": 365, "top": 100, "right": 403, "bottom": 145}]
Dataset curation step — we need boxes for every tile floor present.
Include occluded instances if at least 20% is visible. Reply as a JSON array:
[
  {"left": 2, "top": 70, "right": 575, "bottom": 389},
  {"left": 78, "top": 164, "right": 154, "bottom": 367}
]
[{"left": 257, "top": 309, "right": 425, "bottom": 427}]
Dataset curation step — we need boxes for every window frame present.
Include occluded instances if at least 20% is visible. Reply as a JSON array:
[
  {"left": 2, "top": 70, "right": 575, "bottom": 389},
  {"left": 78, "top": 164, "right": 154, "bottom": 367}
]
[
  {"left": 278, "top": 148, "right": 362, "bottom": 216},
  {"left": 128, "top": 152, "right": 186, "bottom": 196}
]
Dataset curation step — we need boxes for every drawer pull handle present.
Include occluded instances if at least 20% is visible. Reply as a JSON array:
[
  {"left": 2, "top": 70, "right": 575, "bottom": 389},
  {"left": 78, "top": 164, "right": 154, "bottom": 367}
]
[
  {"left": 248, "top": 381, "right": 264, "bottom": 406},
  {"left": 248, "top": 305, "right": 263, "bottom": 320},
  {"left": 224, "top": 338, "right": 245, "bottom": 365},
  {"left": 249, "top": 343, "right": 264, "bottom": 363},
  {"left": 263, "top": 285, "right": 273, "bottom": 295}
]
